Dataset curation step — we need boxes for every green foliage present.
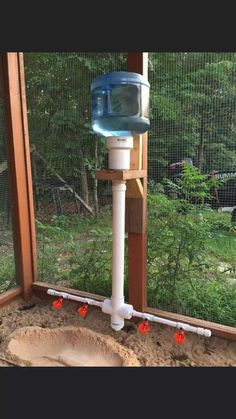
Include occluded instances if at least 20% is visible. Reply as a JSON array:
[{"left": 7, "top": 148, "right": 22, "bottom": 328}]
[
  {"left": 147, "top": 193, "right": 236, "bottom": 325},
  {"left": 148, "top": 52, "right": 236, "bottom": 180},
  {"left": 148, "top": 194, "right": 211, "bottom": 304},
  {"left": 33, "top": 191, "right": 236, "bottom": 326},
  {"left": 0, "top": 254, "right": 16, "bottom": 294},
  {"left": 24, "top": 52, "right": 126, "bottom": 197},
  {"left": 176, "top": 162, "right": 221, "bottom": 204},
  {"left": 35, "top": 212, "right": 114, "bottom": 290},
  {"left": 67, "top": 234, "right": 113, "bottom": 297},
  {"left": 67, "top": 230, "right": 129, "bottom": 298}
]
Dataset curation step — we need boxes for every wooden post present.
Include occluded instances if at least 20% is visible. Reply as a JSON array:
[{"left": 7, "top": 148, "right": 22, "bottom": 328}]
[
  {"left": 127, "top": 53, "right": 148, "bottom": 311},
  {"left": 1, "top": 53, "right": 37, "bottom": 301}
]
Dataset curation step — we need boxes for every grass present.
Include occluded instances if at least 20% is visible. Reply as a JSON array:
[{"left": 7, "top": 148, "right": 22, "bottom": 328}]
[
  {"left": 206, "top": 233, "right": 236, "bottom": 268},
  {"left": 35, "top": 208, "right": 114, "bottom": 294}
]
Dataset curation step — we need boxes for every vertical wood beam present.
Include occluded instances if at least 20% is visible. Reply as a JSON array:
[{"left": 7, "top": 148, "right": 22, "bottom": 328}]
[
  {"left": 127, "top": 53, "right": 148, "bottom": 311},
  {"left": 1, "top": 52, "right": 37, "bottom": 301}
]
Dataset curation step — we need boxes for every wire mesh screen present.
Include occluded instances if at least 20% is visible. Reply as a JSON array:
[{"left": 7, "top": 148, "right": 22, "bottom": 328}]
[
  {"left": 147, "top": 52, "right": 236, "bottom": 327},
  {"left": 0, "top": 56, "right": 16, "bottom": 294},
  {"left": 24, "top": 52, "right": 127, "bottom": 296}
]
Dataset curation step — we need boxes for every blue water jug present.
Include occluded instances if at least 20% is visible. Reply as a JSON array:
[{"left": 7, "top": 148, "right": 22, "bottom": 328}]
[{"left": 91, "top": 71, "right": 150, "bottom": 137}]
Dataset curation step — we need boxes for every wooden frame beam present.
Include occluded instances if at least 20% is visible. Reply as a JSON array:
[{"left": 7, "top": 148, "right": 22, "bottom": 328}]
[
  {"left": 0, "top": 287, "right": 22, "bottom": 310},
  {"left": 32, "top": 282, "right": 105, "bottom": 302},
  {"left": 144, "top": 306, "right": 236, "bottom": 341},
  {"left": 127, "top": 53, "right": 148, "bottom": 311},
  {"left": 95, "top": 169, "right": 146, "bottom": 181},
  {"left": 1, "top": 53, "right": 37, "bottom": 301}
]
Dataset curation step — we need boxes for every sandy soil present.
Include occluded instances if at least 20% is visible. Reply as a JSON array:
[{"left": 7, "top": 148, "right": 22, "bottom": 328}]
[{"left": 0, "top": 296, "right": 236, "bottom": 367}]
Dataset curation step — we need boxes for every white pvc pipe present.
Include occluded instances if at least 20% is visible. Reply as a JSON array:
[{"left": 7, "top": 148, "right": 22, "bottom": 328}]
[
  {"left": 47, "top": 289, "right": 212, "bottom": 337},
  {"left": 110, "top": 180, "right": 126, "bottom": 330},
  {"left": 106, "top": 137, "right": 133, "bottom": 170},
  {"left": 132, "top": 310, "right": 211, "bottom": 337},
  {"left": 47, "top": 289, "right": 103, "bottom": 308}
]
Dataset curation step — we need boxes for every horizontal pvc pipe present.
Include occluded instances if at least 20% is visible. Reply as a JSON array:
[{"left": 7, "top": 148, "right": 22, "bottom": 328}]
[
  {"left": 47, "top": 289, "right": 212, "bottom": 337},
  {"left": 47, "top": 289, "right": 103, "bottom": 308},
  {"left": 132, "top": 310, "right": 212, "bottom": 337}
]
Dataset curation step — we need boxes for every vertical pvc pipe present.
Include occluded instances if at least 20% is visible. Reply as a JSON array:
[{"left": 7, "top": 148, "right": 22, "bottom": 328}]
[{"left": 110, "top": 180, "right": 126, "bottom": 330}]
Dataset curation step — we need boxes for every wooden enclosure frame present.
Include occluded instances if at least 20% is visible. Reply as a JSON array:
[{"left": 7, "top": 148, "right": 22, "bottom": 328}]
[
  {"left": 1, "top": 52, "right": 37, "bottom": 301},
  {"left": 0, "top": 52, "right": 236, "bottom": 341}
]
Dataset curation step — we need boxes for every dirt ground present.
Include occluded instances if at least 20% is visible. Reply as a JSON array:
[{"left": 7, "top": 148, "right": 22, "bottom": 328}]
[{"left": 0, "top": 296, "right": 236, "bottom": 367}]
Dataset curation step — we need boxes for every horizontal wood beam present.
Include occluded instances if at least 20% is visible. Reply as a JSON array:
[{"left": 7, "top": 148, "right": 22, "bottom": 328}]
[
  {"left": 95, "top": 169, "right": 146, "bottom": 181},
  {"left": 32, "top": 282, "right": 105, "bottom": 302},
  {"left": 145, "top": 306, "right": 236, "bottom": 341},
  {"left": 0, "top": 287, "right": 22, "bottom": 309}
]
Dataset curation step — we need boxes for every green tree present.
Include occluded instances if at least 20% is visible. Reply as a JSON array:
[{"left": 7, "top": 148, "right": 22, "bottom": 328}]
[
  {"left": 24, "top": 52, "right": 127, "bottom": 208},
  {"left": 148, "top": 52, "right": 236, "bottom": 181}
]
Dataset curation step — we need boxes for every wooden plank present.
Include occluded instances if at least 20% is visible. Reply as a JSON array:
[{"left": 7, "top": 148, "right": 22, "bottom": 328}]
[
  {"left": 130, "top": 135, "right": 142, "bottom": 170},
  {"left": 1, "top": 53, "right": 38, "bottom": 300},
  {"left": 0, "top": 287, "right": 22, "bottom": 309},
  {"left": 127, "top": 53, "right": 148, "bottom": 312},
  {"left": 95, "top": 169, "right": 146, "bottom": 181},
  {"left": 126, "top": 179, "right": 143, "bottom": 199},
  {"left": 125, "top": 198, "right": 144, "bottom": 233},
  {"left": 144, "top": 306, "right": 236, "bottom": 341},
  {"left": 128, "top": 233, "right": 147, "bottom": 310},
  {"left": 32, "top": 282, "right": 105, "bottom": 302},
  {"left": 128, "top": 52, "right": 148, "bottom": 78}
]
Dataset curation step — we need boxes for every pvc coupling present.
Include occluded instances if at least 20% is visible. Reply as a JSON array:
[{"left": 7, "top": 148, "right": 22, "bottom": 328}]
[
  {"left": 106, "top": 136, "right": 133, "bottom": 170},
  {"left": 102, "top": 299, "right": 134, "bottom": 331}
]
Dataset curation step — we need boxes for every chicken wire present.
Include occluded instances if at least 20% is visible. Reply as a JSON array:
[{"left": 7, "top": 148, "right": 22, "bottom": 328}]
[
  {"left": 0, "top": 55, "right": 16, "bottom": 294},
  {"left": 24, "top": 52, "right": 127, "bottom": 296},
  {"left": 24, "top": 52, "right": 236, "bottom": 327},
  {"left": 147, "top": 52, "right": 236, "bottom": 327}
]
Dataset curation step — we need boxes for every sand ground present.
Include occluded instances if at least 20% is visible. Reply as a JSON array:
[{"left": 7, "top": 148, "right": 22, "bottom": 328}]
[{"left": 0, "top": 296, "right": 236, "bottom": 367}]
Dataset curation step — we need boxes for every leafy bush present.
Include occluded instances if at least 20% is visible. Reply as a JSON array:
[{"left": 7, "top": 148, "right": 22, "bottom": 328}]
[
  {"left": 65, "top": 228, "right": 128, "bottom": 298},
  {"left": 163, "top": 162, "right": 221, "bottom": 205},
  {"left": 147, "top": 193, "right": 236, "bottom": 326}
]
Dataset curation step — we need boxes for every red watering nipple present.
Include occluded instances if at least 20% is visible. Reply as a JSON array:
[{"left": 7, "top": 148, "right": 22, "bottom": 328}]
[
  {"left": 52, "top": 297, "right": 63, "bottom": 310},
  {"left": 77, "top": 304, "right": 88, "bottom": 318},
  {"left": 138, "top": 320, "right": 150, "bottom": 334},
  {"left": 174, "top": 330, "right": 186, "bottom": 345}
]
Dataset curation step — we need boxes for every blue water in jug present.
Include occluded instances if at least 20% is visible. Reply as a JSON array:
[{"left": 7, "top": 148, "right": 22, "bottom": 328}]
[{"left": 91, "top": 72, "right": 150, "bottom": 137}]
